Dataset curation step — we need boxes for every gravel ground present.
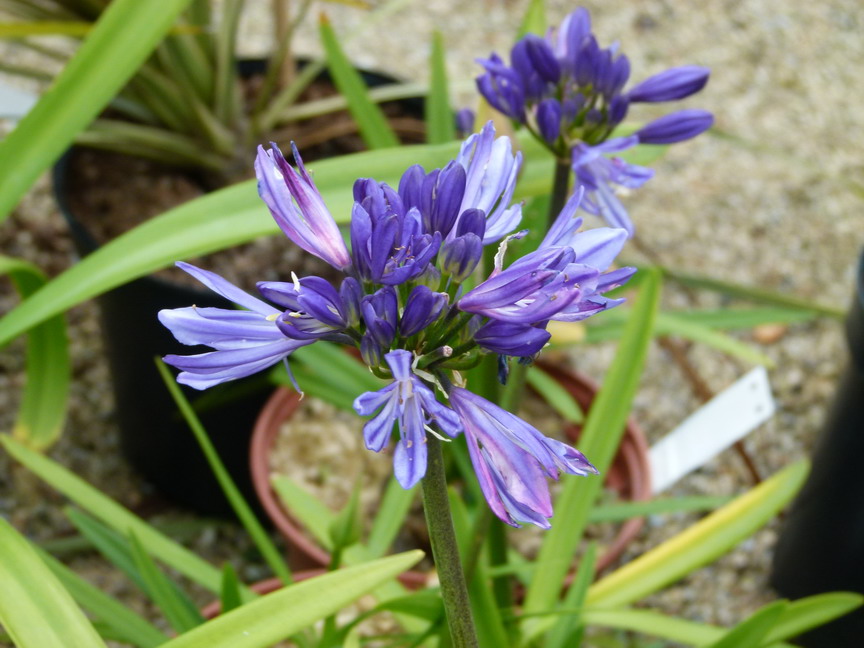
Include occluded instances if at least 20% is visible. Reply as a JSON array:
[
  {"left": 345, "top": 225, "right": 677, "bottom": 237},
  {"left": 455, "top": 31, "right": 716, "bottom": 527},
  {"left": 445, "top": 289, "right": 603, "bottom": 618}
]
[{"left": 1, "top": 0, "right": 863, "bottom": 643}]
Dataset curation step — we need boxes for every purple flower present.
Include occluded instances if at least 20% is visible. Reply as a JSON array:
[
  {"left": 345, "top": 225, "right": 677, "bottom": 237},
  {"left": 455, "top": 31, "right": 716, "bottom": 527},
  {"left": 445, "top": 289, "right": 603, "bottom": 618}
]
[
  {"left": 627, "top": 65, "right": 710, "bottom": 103},
  {"left": 255, "top": 144, "right": 351, "bottom": 271},
  {"left": 455, "top": 108, "right": 476, "bottom": 137},
  {"left": 449, "top": 387, "right": 596, "bottom": 528},
  {"left": 473, "top": 320, "right": 550, "bottom": 357},
  {"left": 636, "top": 109, "right": 714, "bottom": 144},
  {"left": 455, "top": 121, "right": 524, "bottom": 244},
  {"left": 572, "top": 135, "right": 654, "bottom": 236},
  {"left": 476, "top": 7, "right": 712, "bottom": 159},
  {"left": 353, "top": 350, "right": 462, "bottom": 488},
  {"left": 159, "top": 262, "right": 313, "bottom": 389}
]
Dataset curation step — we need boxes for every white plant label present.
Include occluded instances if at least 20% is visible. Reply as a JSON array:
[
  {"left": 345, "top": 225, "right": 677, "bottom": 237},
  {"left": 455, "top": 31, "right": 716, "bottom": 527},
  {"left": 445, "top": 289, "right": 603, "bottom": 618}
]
[{"left": 649, "top": 366, "right": 775, "bottom": 495}]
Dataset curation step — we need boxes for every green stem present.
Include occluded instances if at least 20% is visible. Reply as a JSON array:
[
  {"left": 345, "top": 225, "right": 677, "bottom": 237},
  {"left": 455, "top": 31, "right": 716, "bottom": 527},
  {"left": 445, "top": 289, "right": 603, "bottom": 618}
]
[
  {"left": 548, "top": 158, "right": 572, "bottom": 227},
  {"left": 421, "top": 437, "right": 479, "bottom": 648}
]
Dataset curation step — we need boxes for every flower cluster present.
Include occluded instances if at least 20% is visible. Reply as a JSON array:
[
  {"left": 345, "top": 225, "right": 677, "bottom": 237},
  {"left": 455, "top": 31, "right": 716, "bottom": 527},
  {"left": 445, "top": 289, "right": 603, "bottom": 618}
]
[
  {"left": 476, "top": 6, "right": 713, "bottom": 235},
  {"left": 160, "top": 123, "right": 634, "bottom": 528}
]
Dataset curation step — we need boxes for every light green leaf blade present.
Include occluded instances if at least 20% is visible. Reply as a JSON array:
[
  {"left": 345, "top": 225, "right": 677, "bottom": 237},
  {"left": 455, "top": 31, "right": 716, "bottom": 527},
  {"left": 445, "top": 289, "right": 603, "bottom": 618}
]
[
  {"left": 128, "top": 532, "right": 205, "bottom": 633},
  {"left": 546, "top": 542, "right": 598, "bottom": 648},
  {"left": 705, "top": 601, "right": 788, "bottom": 648},
  {"left": 219, "top": 563, "right": 243, "bottom": 616},
  {"left": 656, "top": 312, "right": 775, "bottom": 367},
  {"left": 365, "top": 476, "right": 416, "bottom": 558},
  {"left": 587, "top": 460, "right": 809, "bottom": 608},
  {"left": 37, "top": 548, "right": 168, "bottom": 648},
  {"left": 158, "top": 551, "right": 423, "bottom": 648},
  {"left": 518, "top": 0, "right": 547, "bottom": 37},
  {"left": 526, "top": 365, "right": 584, "bottom": 423},
  {"left": 271, "top": 475, "right": 335, "bottom": 551},
  {"left": 522, "top": 269, "right": 661, "bottom": 623},
  {"left": 0, "top": 517, "right": 107, "bottom": 648},
  {"left": 1, "top": 436, "right": 241, "bottom": 598},
  {"left": 156, "top": 359, "right": 292, "bottom": 585},
  {"left": 0, "top": 0, "right": 195, "bottom": 221},
  {"left": 426, "top": 30, "right": 454, "bottom": 144},
  {"left": 0, "top": 256, "right": 69, "bottom": 449},
  {"left": 763, "top": 592, "right": 864, "bottom": 645},
  {"left": 587, "top": 495, "right": 732, "bottom": 523},
  {"left": 319, "top": 15, "right": 399, "bottom": 149}
]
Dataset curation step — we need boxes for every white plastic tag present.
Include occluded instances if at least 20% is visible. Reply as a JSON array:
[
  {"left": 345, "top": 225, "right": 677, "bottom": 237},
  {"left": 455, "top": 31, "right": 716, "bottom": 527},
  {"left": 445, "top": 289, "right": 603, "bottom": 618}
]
[
  {"left": 649, "top": 366, "right": 775, "bottom": 495},
  {"left": 0, "top": 81, "right": 37, "bottom": 120}
]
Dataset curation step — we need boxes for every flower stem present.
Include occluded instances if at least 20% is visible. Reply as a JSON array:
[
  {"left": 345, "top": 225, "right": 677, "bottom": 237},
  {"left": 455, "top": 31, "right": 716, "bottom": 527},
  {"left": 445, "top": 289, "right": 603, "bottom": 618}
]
[
  {"left": 548, "top": 158, "right": 572, "bottom": 228},
  {"left": 421, "top": 436, "right": 480, "bottom": 648}
]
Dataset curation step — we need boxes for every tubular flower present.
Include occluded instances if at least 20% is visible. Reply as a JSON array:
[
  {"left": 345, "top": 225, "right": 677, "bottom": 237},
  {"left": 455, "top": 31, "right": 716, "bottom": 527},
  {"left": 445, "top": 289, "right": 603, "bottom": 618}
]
[
  {"left": 353, "top": 350, "right": 462, "bottom": 489},
  {"left": 476, "top": 6, "right": 712, "bottom": 233},
  {"left": 161, "top": 128, "right": 631, "bottom": 526},
  {"left": 449, "top": 387, "right": 597, "bottom": 528}
]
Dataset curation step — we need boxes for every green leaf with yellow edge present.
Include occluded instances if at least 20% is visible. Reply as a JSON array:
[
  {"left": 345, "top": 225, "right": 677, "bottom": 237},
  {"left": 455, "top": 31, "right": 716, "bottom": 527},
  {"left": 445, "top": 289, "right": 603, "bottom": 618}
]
[
  {"left": 158, "top": 551, "right": 424, "bottom": 648},
  {"left": 0, "top": 0, "right": 195, "bottom": 221},
  {"left": 0, "top": 256, "right": 69, "bottom": 450},
  {"left": 0, "top": 517, "right": 106, "bottom": 648},
  {"left": 586, "top": 460, "right": 810, "bottom": 608}
]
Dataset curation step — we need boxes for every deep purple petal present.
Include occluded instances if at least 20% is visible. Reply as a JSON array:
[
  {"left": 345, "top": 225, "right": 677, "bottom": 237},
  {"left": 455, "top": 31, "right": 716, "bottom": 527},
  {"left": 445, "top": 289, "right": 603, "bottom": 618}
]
[{"left": 628, "top": 65, "right": 710, "bottom": 103}]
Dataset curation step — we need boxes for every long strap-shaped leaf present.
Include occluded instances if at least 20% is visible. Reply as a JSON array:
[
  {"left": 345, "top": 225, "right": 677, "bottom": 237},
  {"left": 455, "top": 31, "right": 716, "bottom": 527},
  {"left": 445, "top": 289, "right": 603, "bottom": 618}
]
[
  {"left": 0, "top": 518, "right": 107, "bottom": 648},
  {"left": 585, "top": 460, "right": 809, "bottom": 608},
  {"left": 0, "top": 0, "right": 195, "bottom": 221},
  {"left": 319, "top": 14, "right": 399, "bottom": 150},
  {"left": 0, "top": 256, "right": 69, "bottom": 450},
  {"left": 521, "top": 269, "right": 661, "bottom": 625},
  {"left": 158, "top": 551, "right": 423, "bottom": 648},
  {"left": 0, "top": 436, "right": 242, "bottom": 598}
]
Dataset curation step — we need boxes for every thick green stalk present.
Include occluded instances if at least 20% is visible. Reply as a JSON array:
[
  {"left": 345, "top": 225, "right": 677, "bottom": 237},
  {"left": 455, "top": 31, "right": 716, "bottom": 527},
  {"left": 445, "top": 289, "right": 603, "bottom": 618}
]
[
  {"left": 548, "top": 158, "right": 572, "bottom": 226},
  {"left": 421, "top": 437, "right": 479, "bottom": 648}
]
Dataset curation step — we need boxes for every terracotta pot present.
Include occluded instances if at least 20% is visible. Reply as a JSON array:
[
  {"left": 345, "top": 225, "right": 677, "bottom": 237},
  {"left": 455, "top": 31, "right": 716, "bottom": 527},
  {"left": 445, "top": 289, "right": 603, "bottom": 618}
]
[{"left": 250, "top": 363, "right": 651, "bottom": 579}]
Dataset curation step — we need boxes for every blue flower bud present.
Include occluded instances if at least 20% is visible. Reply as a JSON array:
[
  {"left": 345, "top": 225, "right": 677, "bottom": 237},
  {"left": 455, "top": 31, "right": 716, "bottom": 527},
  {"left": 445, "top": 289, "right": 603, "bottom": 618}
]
[
  {"left": 628, "top": 65, "right": 710, "bottom": 103},
  {"left": 536, "top": 98, "right": 563, "bottom": 144},
  {"left": 400, "top": 286, "right": 448, "bottom": 337},
  {"left": 635, "top": 109, "right": 714, "bottom": 144}
]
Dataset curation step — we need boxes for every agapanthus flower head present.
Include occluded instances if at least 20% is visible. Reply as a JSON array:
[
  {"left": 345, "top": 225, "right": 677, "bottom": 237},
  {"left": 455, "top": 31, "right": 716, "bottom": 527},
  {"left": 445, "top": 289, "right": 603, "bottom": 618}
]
[
  {"left": 476, "top": 7, "right": 713, "bottom": 234},
  {"left": 161, "top": 127, "right": 633, "bottom": 527},
  {"left": 476, "top": 7, "right": 711, "bottom": 156}
]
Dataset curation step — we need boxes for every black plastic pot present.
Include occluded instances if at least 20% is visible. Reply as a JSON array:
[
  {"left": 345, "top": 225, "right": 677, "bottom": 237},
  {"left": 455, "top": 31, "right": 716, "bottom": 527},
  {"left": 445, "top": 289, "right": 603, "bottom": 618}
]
[
  {"left": 771, "top": 249, "right": 864, "bottom": 645},
  {"left": 53, "top": 60, "right": 425, "bottom": 517}
]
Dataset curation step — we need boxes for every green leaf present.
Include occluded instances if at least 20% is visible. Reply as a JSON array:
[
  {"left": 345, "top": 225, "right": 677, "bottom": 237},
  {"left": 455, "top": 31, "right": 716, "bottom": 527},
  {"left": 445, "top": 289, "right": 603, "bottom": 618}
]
[
  {"left": 583, "top": 592, "right": 863, "bottom": 647},
  {"left": 219, "top": 564, "right": 243, "bottom": 616},
  {"left": 668, "top": 307, "right": 820, "bottom": 330},
  {"left": 763, "top": 592, "right": 864, "bottom": 645},
  {"left": 271, "top": 475, "right": 336, "bottom": 551},
  {"left": 705, "top": 601, "right": 788, "bottom": 648},
  {"left": 586, "top": 460, "right": 810, "bottom": 608},
  {"left": 156, "top": 359, "right": 293, "bottom": 585},
  {"left": 546, "top": 543, "right": 598, "bottom": 648},
  {"left": 37, "top": 548, "right": 168, "bottom": 648},
  {"left": 157, "top": 551, "right": 424, "bottom": 648},
  {"left": 1, "top": 436, "right": 241, "bottom": 598},
  {"left": 0, "top": 256, "right": 69, "bottom": 449},
  {"left": 128, "top": 532, "right": 205, "bottom": 633},
  {"left": 657, "top": 266, "right": 845, "bottom": 319},
  {"left": 365, "top": 476, "right": 416, "bottom": 558},
  {"left": 526, "top": 365, "right": 584, "bottom": 423},
  {"left": 426, "top": 30, "right": 454, "bottom": 144},
  {"left": 522, "top": 269, "right": 661, "bottom": 625},
  {"left": 319, "top": 14, "right": 399, "bottom": 149},
  {"left": 518, "top": 0, "right": 547, "bottom": 37},
  {"left": 329, "top": 481, "right": 364, "bottom": 552},
  {"left": 656, "top": 312, "right": 775, "bottom": 367},
  {"left": 587, "top": 496, "right": 733, "bottom": 523},
  {"left": 0, "top": 517, "right": 107, "bottom": 648},
  {"left": 0, "top": 0, "right": 196, "bottom": 221}
]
